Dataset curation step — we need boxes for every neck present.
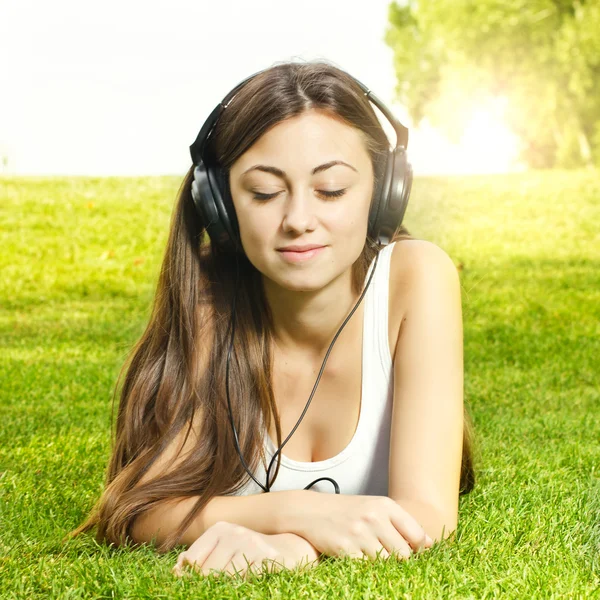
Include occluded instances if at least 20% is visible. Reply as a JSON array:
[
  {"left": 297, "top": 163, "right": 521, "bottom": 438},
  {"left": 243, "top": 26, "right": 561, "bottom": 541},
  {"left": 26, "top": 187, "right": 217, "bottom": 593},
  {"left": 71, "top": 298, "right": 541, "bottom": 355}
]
[{"left": 262, "top": 267, "right": 364, "bottom": 362}]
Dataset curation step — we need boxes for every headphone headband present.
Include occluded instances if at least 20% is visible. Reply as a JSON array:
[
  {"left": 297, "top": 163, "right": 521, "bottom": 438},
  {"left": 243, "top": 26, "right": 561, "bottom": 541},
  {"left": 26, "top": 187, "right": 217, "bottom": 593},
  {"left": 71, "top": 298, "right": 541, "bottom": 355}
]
[{"left": 190, "top": 66, "right": 409, "bottom": 165}]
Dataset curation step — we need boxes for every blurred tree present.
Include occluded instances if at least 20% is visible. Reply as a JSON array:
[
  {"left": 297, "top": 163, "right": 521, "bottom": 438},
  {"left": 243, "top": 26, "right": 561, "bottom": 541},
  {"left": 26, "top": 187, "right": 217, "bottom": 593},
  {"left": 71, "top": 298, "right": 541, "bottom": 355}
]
[{"left": 385, "top": 0, "right": 600, "bottom": 168}]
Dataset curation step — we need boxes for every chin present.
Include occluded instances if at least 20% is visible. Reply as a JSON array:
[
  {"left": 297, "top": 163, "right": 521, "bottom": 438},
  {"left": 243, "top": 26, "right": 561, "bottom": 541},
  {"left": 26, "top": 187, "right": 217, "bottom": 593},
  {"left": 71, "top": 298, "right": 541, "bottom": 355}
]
[
  {"left": 278, "top": 276, "right": 327, "bottom": 293},
  {"left": 263, "top": 269, "right": 330, "bottom": 293}
]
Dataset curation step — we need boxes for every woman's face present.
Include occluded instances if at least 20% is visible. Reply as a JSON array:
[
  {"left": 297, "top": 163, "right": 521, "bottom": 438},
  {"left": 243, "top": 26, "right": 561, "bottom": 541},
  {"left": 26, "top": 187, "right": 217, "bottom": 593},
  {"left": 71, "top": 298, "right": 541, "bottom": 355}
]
[{"left": 228, "top": 108, "right": 375, "bottom": 293}]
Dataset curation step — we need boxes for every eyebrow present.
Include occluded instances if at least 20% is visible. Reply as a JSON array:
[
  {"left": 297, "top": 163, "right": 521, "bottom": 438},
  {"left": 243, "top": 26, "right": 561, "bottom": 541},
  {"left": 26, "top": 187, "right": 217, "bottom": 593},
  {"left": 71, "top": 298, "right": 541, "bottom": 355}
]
[{"left": 241, "top": 160, "right": 358, "bottom": 179}]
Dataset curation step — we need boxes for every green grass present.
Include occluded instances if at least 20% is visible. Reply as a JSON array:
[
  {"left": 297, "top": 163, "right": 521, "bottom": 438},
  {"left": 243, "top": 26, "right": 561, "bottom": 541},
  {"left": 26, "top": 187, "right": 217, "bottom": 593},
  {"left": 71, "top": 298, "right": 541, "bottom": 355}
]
[{"left": 1, "top": 170, "right": 599, "bottom": 598}]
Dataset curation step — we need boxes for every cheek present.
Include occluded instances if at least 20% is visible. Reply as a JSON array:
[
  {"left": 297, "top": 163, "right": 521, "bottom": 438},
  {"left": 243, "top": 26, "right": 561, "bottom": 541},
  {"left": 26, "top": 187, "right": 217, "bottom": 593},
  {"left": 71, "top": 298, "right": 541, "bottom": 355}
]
[
  {"left": 330, "top": 201, "right": 370, "bottom": 233},
  {"left": 237, "top": 210, "right": 269, "bottom": 243},
  {"left": 235, "top": 211, "right": 276, "bottom": 269}
]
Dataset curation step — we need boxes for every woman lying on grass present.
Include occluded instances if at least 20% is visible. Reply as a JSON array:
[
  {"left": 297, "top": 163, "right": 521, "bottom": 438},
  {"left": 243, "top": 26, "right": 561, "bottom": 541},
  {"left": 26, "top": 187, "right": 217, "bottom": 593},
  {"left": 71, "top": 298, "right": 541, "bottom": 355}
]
[{"left": 68, "top": 59, "right": 475, "bottom": 580}]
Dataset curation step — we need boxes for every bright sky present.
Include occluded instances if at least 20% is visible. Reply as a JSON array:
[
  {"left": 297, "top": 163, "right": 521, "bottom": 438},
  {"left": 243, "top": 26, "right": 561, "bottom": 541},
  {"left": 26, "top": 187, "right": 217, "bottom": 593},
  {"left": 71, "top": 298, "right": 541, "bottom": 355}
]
[{"left": 0, "top": 0, "right": 521, "bottom": 176}]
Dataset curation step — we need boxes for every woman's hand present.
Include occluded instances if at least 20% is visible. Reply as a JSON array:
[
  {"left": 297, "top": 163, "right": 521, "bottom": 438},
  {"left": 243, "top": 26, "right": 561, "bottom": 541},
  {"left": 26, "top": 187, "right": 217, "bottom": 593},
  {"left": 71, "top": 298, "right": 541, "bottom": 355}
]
[
  {"left": 172, "top": 521, "right": 320, "bottom": 579},
  {"left": 291, "top": 493, "right": 434, "bottom": 562}
]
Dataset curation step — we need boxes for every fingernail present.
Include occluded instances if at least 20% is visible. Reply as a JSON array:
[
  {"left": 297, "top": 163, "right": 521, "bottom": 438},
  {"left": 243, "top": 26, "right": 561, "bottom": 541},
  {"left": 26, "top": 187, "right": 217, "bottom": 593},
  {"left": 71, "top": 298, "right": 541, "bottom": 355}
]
[{"left": 425, "top": 535, "right": 433, "bottom": 544}]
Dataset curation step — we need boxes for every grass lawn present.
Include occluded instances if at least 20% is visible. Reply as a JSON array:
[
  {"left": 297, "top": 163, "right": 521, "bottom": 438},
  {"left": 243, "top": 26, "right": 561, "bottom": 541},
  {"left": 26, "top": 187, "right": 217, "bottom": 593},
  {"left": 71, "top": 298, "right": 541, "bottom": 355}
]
[{"left": 1, "top": 170, "right": 599, "bottom": 598}]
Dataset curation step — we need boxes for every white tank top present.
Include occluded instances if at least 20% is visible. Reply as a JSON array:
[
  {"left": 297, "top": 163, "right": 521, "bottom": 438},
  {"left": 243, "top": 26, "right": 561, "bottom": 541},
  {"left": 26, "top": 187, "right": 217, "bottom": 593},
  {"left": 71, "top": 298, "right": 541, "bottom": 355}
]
[{"left": 227, "top": 241, "right": 396, "bottom": 496}]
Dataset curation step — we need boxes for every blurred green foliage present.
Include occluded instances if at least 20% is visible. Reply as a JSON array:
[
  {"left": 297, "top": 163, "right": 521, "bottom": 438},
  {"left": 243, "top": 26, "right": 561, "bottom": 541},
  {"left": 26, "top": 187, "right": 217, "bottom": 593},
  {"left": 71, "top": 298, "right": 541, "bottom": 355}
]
[{"left": 385, "top": 0, "right": 600, "bottom": 168}]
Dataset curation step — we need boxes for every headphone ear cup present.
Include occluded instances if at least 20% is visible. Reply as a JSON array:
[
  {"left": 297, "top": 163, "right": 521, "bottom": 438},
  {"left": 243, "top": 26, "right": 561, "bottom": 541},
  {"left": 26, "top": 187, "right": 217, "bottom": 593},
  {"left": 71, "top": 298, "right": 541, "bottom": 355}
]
[
  {"left": 191, "top": 162, "right": 220, "bottom": 228},
  {"left": 368, "top": 151, "right": 394, "bottom": 242},
  {"left": 205, "top": 164, "right": 240, "bottom": 251},
  {"left": 369, "top": 147, "right": 413, "bottom": 244},
  {"left": 389, "top": 147, "right": 412, "bottom": 221},
  {"left": 190, "top": 161, "right": 238, "bottom": 250}
]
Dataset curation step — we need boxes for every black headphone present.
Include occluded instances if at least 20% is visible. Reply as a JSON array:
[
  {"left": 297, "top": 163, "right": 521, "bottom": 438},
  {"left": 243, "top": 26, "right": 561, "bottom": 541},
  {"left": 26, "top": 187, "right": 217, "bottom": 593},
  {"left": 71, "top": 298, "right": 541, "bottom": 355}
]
[
  {"left": 188, "top": 64, "right": 413, "bottom": 495},
  {"left": 189, "top": 65, "right": 413, "bottom": 252}
]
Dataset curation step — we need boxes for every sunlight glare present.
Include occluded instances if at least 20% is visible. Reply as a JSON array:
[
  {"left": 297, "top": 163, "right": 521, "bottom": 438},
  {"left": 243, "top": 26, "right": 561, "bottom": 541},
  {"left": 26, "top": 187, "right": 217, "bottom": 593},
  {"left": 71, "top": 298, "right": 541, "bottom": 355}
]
[{"left": 407, "top": 96, "right": 524, "bottom": 175}]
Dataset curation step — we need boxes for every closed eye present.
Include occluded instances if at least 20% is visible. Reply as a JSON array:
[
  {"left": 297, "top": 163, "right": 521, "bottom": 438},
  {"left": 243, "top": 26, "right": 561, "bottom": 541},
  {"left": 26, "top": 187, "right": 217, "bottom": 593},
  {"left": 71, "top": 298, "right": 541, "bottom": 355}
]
[{"left": 252, "top": 188, "right": 348, "bottom": 201}]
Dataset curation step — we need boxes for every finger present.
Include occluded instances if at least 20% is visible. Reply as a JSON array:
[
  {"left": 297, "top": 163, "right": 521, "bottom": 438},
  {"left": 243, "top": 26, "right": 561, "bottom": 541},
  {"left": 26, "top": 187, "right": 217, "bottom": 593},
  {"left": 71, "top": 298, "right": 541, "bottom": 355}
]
[
  {"left": 172, "top": 552, "right": 194, "bottom": 575},
  {"left": 345, "top": 524, "right": 392, "bottom": 562},
  {"left": 228, "top": 555, "right": 268, "bottom": 580},
  {"left": 222, "top": 552, "right": 255, "bottom": 579},
  {"left": 258, "top": 555, "right": 286, "bottom": 576},
  {"left": 378, "top": 529, "right": 412, "bottom": 560},
  {"left": 389, "top": 504, "right": 428, "bottom": 551},
  {"left": 356, "top": 540, "right": 388, "bottom": 562},
  {"left": 172, "top": 553, "right": 184, "bottom": 576},
  {"left": 389, "top": 540, "right": 412, "bottom": 561},
  {"left": 244, "top": 559, "right": 272, "bottom": 579},
  {"left": 175, "top": 550, "right": 206, "bottom": 575},
  {"left": 174, "top": 551, "right": 185, "bottom": 568},
  {"left": 201, "top": 540, "right": 235, "bottom": 577},
  {"left": 356, "top": 544, "right": 391, "bottom": 561},
  {"left": 336, "top": 544, "right": 368, "bottom": 561},
  {"left": 174, "top": 530, "right": 221, "bottom": 575},
  {"left": 242, "top": 556, "right": 285, "bottom": 579}
]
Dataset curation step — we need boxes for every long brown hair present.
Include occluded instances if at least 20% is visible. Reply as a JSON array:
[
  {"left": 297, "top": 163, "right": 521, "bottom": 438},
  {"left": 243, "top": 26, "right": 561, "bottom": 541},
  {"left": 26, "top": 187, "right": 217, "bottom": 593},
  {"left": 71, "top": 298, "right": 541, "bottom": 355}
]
[{"left": 67, "top": 60, "right": 476, "bottom": 553}]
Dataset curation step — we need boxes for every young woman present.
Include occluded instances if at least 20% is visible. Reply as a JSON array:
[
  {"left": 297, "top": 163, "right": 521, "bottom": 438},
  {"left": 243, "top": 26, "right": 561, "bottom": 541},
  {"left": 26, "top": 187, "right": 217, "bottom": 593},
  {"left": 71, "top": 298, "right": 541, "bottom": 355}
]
[{"left": 69, "top": 60, "right": 475, "bottom": 579}]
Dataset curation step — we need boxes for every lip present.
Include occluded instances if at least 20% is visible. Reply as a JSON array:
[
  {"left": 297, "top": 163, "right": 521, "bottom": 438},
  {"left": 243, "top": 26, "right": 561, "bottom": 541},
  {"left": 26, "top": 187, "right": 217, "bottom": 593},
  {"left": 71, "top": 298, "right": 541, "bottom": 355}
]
[
  {"left": 277, "top": 244, "right": 327, "bottom": 263},
  {"left": 277, "top": 244, "right": 326, "bottom": 252}
]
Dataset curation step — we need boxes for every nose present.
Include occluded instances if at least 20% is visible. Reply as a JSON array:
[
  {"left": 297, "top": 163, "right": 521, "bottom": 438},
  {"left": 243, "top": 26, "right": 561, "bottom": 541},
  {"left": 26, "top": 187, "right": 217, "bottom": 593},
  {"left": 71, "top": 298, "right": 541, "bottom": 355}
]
[{"left": 281, "top": 191, "right": 318, "bottom": 234}]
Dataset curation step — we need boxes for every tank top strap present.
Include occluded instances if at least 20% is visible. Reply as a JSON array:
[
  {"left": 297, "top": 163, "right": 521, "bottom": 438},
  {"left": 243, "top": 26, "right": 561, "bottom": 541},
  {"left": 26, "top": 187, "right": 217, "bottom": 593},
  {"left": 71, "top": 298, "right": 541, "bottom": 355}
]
[{"left": 363, "top": 241, "right": 396, "bottom": 368}]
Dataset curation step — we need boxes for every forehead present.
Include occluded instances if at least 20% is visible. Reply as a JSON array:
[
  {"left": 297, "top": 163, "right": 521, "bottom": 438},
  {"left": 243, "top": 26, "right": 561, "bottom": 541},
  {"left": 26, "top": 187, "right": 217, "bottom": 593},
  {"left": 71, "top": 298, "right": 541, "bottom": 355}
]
[{"left": 231, "top": 109, "right": 369, "bottom": 175}]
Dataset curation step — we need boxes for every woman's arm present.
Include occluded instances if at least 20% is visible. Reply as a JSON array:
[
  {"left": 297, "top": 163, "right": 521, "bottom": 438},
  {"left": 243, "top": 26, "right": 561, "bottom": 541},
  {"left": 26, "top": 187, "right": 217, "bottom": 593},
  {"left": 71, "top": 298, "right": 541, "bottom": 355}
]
[
  {"left": 135, "top": 486, "right": 434, "bottom": 563},
  {"left": 386, "top": 240, "right": 465, "bottom": 541},
  {"left": 132, "top": 489, "right": 320, "bottom": 548},
  {"left": 130, "top": 410, "right": 321, "bottom": 549}
]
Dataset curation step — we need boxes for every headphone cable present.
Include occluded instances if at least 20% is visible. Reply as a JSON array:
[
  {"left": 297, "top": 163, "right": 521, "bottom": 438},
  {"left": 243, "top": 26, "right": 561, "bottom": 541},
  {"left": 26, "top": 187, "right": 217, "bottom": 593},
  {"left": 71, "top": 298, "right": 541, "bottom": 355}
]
[{"left": 225, "top": 243, "right": 381, "bottom": 495}]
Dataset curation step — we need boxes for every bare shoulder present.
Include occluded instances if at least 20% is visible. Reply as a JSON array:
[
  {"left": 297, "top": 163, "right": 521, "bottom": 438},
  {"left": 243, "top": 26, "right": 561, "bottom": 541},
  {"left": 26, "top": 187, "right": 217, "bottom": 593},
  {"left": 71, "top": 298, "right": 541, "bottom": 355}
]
[
  {"left": 390, "top": 239, "right": 460, "bottom": 294},
  {"left": 388, "top": 240, "right": 461, "bottom": 355}
]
